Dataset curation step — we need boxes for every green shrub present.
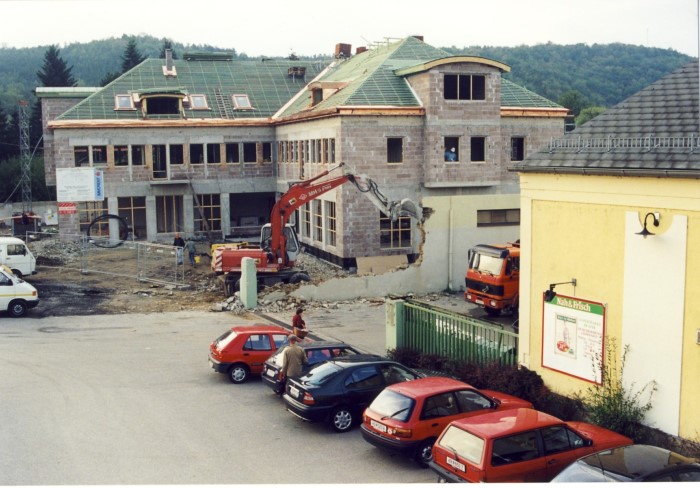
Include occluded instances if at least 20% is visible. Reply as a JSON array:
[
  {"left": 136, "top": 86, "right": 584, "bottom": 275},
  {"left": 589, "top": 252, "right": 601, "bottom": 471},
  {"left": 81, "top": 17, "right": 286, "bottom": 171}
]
[{"left": 582, "top": 338, "right": 656, "bottom": 440}]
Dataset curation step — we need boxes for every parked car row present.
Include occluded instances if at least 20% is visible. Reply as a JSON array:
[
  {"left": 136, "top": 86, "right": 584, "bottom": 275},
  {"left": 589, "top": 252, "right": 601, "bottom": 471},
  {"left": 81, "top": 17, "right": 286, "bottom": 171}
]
[{"left": 207, "top": 325, "right": 696, "bottom": 483}]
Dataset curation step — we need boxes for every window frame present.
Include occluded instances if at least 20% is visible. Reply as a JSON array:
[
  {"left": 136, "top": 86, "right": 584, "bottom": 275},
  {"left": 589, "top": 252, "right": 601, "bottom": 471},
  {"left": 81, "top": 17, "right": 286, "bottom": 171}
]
[
  {"left": 189, "top": 94, "right": 209, "bottom": 110},
  {"left": 114, "top": 94, "right": 135, "bottom": 110},
  {"left": 471, "top": 136, "right": 486, "bottom": 162},
  {"left": 387, "top": 137, "right": 403, "bottom": 164},
  {"left": 232, "top": 94, "right": 253, "bottom": 110},
  {"left": 511, "top": 136, "right": 525, "bottom": 161},
  {"left": 444, "top": 74, "right": 486, "bottom": 101}
]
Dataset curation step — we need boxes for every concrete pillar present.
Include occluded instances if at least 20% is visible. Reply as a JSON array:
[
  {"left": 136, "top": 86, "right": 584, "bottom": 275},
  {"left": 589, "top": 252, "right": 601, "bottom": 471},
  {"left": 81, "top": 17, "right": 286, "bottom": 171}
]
[
  {"left": 107, "top": 197, "right": 120, "bottom": 245},
  {"left": 386, "top": 299, "right": 403, "bottom": 350},
  {"left": 240, "top": 257, "right": 257, "bottom": 309},
  {"left": 183, "top": 193, "right": 194, "bottom": 236},
  {"left": 221, "top": 192, "right": 231, "bottom": 237},
  {"left": 145, "top": 195, "right": 157, "bottom": 242}
]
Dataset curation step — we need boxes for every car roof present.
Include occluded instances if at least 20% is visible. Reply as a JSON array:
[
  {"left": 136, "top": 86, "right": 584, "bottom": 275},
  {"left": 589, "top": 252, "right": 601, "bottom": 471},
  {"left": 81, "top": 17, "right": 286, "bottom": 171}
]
[
  {"left": 448, "top": 408, "right": 562, "bottom": 437},
  {"left": 231, "top": 324, "right": 288, "bottom": 334},
  {"left": 328, "top": 354, "right": 392, "bottom": 367},
  {"left": 574, "top": 444, "right": 700, "bottom": 480},
  {"left": 386, "top": 376, "right": 471, "bottom": 398},
  {"left": 299, "top": 340, "right": 353, "bottom": 349}
]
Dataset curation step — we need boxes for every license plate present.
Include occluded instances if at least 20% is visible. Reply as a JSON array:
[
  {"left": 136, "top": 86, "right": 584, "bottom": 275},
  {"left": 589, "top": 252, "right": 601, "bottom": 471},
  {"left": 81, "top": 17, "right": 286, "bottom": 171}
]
[
  {"left": 446, "top": 456, "right": 466, "bottom": 472},
  {"left": 289, "top": 386, "right": 299, "bottom": 397},
  {"left": 370, "top": 420, "right": 387, "bottom": 433},
  {"left": 475, "top": 299, "right": 484, "bottom": 305},
  {"left": 266, "top": 368, "right": 276, "bottom": 378}
]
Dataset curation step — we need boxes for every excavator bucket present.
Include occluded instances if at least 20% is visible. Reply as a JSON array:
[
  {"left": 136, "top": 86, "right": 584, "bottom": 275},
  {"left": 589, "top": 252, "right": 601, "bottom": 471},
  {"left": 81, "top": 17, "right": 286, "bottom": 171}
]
[{"left": 390, "top": 198, "right": 422, "bottom": 221}]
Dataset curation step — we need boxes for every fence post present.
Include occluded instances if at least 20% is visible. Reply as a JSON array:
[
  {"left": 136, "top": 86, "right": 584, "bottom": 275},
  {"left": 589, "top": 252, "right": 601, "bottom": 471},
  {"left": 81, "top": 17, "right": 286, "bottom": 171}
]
[{"left": 386, "top": 299, "right": 404, "bottom": 351}]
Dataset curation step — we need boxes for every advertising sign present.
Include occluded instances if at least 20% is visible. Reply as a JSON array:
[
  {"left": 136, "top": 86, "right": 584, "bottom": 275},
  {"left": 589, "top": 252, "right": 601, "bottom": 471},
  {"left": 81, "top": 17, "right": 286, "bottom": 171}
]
[
  {"left": 542, "top": 294, "right": 605, "bottom": 383},
  {"left": 56, "top": 168, "right": 105, "bottom": 202}
]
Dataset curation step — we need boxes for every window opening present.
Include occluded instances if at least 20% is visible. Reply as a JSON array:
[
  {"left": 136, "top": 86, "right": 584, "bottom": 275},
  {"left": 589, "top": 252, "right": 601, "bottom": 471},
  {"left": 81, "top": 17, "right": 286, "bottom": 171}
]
[
  {"left": 313, "top": 200, "right": 323, "bottom": 242},
  {"left": 225, "top": 143, "right": 240, "bottom": 163},
  {"left": 380, "top": 212, "right": 411, "bottom": 249},
  {"left": 170, "top": 144, "right": 184, "bottom": 164},
  {"left": 152, "top": 145, "right": 167, "bottom": 179},
  {"left": 207, "top": 144, "right": 221, "bottom": 164},
  {"left": 232, "top": 94, "right": 253, "bottom": 110},
  {"left": 243, "top": 142, "right": 257, "bottom": 163},
  {"left": 194, "top": 194, "right": 222, "bottom": 232},
  {"left": 131, "top": 145, "right": 144, "bottom": 165},
  {"left": 387, "top": 137, "right": 403, "bottom": 163},
  {"left": 444, "top": 74, "right": 486, "bottom": 101},
  {"left": 117, "top": 196, "right": 146, "bottom": 239},
  {"left": 155, "top": 195, "right": 183, "bottom": 233},
  {"left": 325, "top": 201, "right": 336, "bottom": 246},
  {"left": 190, "top": 144, "right": 204, "bottom": 164},
  {"left": 114, "top": 146, "right": 129, "bottom": 166},
  {"left": 511, "top": 137, "right": 525, "bottom": 161},
  {"left": 444, "top": 136, "right": 459, "bottom": 162},
  {"left": 115, "top": 95, "right": 135, "bottom": 110},
  {"left": 189, "top": 94, "right": 209, "bottom": 110},
  {"left": 471, "top": 137, "right": 486, "bottom": 162},
  {"left": 477, "top": 209, "right": 520, "bottom": 227},
  {"left": 146, "top": 96, "right": 180, "bottom": 115}
]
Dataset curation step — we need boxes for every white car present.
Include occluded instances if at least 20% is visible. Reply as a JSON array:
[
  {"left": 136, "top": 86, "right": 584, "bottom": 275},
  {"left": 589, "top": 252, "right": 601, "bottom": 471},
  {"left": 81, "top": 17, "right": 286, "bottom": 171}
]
[{"left": 0, "top": 265, "right": 39, "bottom": 317}]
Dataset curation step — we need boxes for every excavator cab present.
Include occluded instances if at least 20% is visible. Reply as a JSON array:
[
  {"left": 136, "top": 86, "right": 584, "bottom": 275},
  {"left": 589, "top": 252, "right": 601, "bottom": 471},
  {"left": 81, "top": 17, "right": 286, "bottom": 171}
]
[{"left": 260, "top": 224, "right": 300, "bottom": 265}]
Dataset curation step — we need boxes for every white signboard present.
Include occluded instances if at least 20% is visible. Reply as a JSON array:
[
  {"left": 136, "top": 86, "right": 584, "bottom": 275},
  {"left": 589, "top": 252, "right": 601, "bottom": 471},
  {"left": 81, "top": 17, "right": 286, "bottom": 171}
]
[
  {"left": 56, "top": 168, "right": 105, "bottom": 202},
  {"left": 542, "top": 294, "right": 605, "bottom": 384}
]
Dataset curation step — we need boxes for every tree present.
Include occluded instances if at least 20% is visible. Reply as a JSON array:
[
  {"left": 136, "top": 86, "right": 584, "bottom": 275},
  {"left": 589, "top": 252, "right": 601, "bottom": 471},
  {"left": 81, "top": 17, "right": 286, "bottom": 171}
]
[
  {"left": 100, "top": 71, "right": 121, "bottom": 86},
  {"left": 159, "top": 39, "right": 178, "bottom": 59},
  {"left": 120, "top": 38, "right": 145, "bottom": 73},
  {"left": 557, "top": 90, "right": 589, "bottom": 118},
  {"left": 37, "top": 45, "right": 77, "bottom": 87},
  {"left": 0, "top": 105, "right": 16, "bottom": 162},
  {"left": 576, "top": 106, "right": 606, "bottom": 126}
]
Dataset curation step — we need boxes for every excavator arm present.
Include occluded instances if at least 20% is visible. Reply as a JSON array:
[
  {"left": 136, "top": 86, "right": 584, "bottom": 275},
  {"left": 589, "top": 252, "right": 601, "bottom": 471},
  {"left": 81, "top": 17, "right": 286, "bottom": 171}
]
[{"left": 269, "top": 162, "right": 422, "bottom": 266}]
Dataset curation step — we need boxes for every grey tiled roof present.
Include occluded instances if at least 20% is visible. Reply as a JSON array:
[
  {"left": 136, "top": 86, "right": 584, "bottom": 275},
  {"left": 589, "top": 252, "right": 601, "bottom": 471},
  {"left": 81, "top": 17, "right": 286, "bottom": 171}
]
[{"left": 513, "top": 60, "right": 700, "bottom": 177}]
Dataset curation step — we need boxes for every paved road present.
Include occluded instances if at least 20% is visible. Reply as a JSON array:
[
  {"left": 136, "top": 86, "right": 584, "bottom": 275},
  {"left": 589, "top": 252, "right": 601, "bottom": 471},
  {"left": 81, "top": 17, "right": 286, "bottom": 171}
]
[{"left": 0, "top": 311, "right": 436, "bottom": 485}]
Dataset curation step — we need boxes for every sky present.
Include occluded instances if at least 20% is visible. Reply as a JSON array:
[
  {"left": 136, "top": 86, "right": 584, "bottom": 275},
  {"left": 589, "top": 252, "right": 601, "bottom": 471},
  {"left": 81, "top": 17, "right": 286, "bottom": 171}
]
[{"left": 1, "top": 0, "right": 699, "bottom": 57}]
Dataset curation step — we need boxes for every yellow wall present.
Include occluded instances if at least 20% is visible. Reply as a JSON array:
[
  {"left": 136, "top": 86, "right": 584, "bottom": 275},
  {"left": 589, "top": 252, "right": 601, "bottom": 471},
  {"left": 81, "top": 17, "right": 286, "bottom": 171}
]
[{"left": 519, "top": 173, "right": 700, "bottom": 439}]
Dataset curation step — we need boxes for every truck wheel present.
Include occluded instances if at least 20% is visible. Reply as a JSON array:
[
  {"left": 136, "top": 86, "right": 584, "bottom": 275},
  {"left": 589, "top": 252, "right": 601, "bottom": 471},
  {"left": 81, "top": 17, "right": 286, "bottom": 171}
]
[
  {"left": 288, "top": 272, "right": 310, "bottom": 285},
  {"left": 485, "top": 306, "right": 501, "bottom": 317},
  {"left": 8, "top": 300, "right": 27, "bottom": 318}
]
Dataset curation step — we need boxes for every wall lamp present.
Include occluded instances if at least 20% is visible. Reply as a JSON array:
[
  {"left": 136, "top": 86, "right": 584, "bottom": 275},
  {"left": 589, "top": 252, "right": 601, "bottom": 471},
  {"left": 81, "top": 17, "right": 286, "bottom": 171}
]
[
  {"left": 544, "top": 278, "right": 577, "bottom": 302},
  {"left": 636, "top": 212, "right": 659, "bottom": 238}
]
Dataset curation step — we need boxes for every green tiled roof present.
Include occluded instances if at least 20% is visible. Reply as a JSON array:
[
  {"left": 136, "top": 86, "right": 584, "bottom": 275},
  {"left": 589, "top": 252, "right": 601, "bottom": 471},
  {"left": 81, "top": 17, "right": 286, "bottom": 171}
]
[
  {"left": 57, "top": 56, "right": 326, "bottom": 120},
  {"left": 500, "top": 79, "right": 562, "bottom": 108},
  {"left": 56, "top": 38, "right": 560, "bottom": 122}
]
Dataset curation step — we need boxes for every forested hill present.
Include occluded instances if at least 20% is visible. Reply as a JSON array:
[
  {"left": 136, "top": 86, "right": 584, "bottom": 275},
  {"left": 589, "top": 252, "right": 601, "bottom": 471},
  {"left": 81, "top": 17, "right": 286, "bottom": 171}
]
[
  {"left": 0, "top": 34, "right": 693, "bottom": 113},
  {"left": 445, "top": 43, "right": 692, "bottom": 108}
]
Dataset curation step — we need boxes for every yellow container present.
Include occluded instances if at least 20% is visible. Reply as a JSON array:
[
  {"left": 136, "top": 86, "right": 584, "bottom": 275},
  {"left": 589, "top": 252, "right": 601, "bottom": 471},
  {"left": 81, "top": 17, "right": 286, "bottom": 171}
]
[{"left": 194, "top": 255, "right": 201, "bottom": 264}]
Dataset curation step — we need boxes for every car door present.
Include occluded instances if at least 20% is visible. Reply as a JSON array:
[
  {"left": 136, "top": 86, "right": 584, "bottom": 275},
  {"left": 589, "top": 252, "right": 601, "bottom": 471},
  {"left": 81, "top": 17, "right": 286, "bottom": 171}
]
[
  {"left": 418, "top": 391, "right": 462, "bottom": 440},
  {"left": 0, "top": 270, "right": 15, "bottom": 312},
  {"left": 541, "top": 425, "right": 590, "bottom": 480},
  {"left": 487, "top": 430, "right": 548, "bottom": 482},
  {"left": 241, "top": 333, "right": 275, "bottom": 374},
  {"left": 343, "top": 365, "right": 384, "bottom": 413}
]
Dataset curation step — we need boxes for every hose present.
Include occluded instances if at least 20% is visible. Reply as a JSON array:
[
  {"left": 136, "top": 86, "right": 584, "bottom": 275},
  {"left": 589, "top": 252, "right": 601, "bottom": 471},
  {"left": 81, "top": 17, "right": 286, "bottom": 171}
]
[{"left": 86, "top": 214, "right": 131, "bottom": 248}]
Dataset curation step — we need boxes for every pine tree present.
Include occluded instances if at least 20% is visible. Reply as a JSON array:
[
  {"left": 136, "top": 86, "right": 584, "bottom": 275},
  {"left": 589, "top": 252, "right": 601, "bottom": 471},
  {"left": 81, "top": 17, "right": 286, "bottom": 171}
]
[
  {"left": 37, "top": 45, "right": 77, "bottom": 87},
  {"left": 121, "top": 38, "right": 145, "bottom": 73}
]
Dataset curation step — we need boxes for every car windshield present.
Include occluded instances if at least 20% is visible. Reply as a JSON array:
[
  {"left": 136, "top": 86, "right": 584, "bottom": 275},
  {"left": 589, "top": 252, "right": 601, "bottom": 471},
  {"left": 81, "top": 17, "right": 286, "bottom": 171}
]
[
  {"left": 303, "top": 361, "right": 343, "bottom": 385},
  {"left": 438, "top": 425, "right": 485, "bottom": 465},
  {"left": 472, "top": 253, "right": 504, "bottom": 275},
  {"left": 368, "top": 389, "right": 414, "bottom": 422},
  {"left": 214, "top": 330, "right": 237, "bottom": 351}
]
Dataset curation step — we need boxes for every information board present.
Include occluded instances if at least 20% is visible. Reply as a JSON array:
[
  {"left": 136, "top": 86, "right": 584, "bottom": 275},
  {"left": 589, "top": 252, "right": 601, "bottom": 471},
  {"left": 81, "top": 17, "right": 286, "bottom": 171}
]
[
  {"left": 56, "top": 168, "right": 105, "bottom": 202},
  {"left": 542, "top": 294, "right": 605, "bottom": 383}
]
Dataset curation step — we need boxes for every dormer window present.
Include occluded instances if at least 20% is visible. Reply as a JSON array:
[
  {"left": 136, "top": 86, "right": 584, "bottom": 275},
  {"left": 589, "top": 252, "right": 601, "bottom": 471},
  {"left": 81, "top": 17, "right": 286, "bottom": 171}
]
[
  {"left": 311, "top": 88, "right": 323, "bottom": 107},
  {"left": 232, "top": 94, "right": 253, "bottom": 110},
  {"left": 146, "top": 96, "right": 180, "bottom": 115},
  {"left": 115, "top": 94, "right": 135, "bottom": 110},
  {"left": 189, "top": 94, "right": 209, "bottom": 110}
]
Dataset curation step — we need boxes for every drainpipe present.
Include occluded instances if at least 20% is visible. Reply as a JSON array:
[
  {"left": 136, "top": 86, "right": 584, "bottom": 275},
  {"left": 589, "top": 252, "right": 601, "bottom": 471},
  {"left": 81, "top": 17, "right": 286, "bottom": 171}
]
[{"left": 447, "top": 204, "right": 453, "bottom": 291}]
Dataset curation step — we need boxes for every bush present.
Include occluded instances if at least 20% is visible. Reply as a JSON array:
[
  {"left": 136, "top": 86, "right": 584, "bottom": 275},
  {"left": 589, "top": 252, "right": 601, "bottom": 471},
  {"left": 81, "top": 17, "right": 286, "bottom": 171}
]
[{"left": 582, "top": 338, "right": 656, "bottom": 440}]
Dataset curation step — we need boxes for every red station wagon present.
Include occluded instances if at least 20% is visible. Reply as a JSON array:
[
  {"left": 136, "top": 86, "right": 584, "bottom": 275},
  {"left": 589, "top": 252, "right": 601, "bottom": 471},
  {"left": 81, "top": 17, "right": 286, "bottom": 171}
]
[
  {"left": 361, "top": 377, "right": 533, "bottom": 467},
  {"left": 430, "top": 408, "right": 633, "bottom": 483},
  {"left": 208, "top": 324, "right": 289, "bottom": 383}
]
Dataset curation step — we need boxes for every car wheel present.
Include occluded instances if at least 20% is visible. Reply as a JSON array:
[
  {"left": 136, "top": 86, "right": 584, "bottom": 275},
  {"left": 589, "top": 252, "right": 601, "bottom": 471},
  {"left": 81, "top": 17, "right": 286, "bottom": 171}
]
[
  {"left": 414, "top": 438, "right": 435, "bottom": 467},
  {"left": 228, "top": 364, "right": 249, "bottom": 384},
  {"left": 331, "top": 406, "right": 354, "bottom": 432},
  {"left": 8, "top": 300, "right": 27, "bottom": 318}
]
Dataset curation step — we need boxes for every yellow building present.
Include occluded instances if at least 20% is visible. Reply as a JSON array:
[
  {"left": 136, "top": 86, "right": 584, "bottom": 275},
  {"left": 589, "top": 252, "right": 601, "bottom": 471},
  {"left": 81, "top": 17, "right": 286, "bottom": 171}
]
[{"left": 513, "top": 60, "right": 700, "bottom": 440}]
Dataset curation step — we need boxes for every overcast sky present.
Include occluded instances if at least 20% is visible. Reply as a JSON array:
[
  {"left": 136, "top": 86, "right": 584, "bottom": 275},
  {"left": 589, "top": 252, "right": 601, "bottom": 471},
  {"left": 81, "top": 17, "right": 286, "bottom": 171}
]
[{"left": 1, "top": 0, "right": 698, "bottom": 57}]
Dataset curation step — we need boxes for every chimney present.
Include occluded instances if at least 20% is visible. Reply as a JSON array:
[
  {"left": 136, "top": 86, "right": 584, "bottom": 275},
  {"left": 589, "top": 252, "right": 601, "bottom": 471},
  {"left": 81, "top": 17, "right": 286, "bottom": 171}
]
[
  {"left": 335, "top": 43, "right": 352, "bottom": 59},
  {"left": 412, "top": 35, "right": 424, "bottom": 42},
  {"left": 356, "top": 46, "right": 367, "bottom": 54},
  {"left": 166, "top": 49, "right": 173, "bottom": 71}
]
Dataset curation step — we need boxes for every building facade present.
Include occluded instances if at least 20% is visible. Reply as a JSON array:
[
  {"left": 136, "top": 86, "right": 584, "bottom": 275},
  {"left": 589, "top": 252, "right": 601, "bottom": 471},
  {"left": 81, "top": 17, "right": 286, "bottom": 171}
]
[
  {"left": 39, "top": 36, "right": 566, "bottom": 277},
  {"left": 514, "top": 61, "right": 700, "bottom": 439}
]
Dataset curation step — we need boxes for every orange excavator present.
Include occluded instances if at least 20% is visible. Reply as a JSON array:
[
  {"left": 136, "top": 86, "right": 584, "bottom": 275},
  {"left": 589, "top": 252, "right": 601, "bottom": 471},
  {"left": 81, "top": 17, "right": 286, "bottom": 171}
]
[{"left": 212, "top": 163, "right": 421, "bottom": 296}]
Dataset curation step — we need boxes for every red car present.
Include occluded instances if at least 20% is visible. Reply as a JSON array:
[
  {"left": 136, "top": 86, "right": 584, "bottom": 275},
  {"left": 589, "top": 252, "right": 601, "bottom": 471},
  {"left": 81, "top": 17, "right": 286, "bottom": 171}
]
[
  {"left": 360, "top": 377, "right": 533, "bottom": 467},
  {"left": 208, "top": 324, "right": 289, "bottom": 383},
  {"left": 430, "top": 408, "right": 633, "bottom": 483}
]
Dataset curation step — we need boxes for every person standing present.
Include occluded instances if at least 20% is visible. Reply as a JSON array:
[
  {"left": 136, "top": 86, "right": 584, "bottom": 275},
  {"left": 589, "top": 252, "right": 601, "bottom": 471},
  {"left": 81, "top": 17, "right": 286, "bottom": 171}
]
[
  {"left": 444, "top": 147, "right": 457, "bottom": 162},
  {"left": 279, "top": 334, "right": 308, "bottom": 393},
  {"left": 292, "top": 307, "right": 307, "bottom": 339},
  {"left": 173, "top": 233, "right": 185, "bottom": 265},
  {"left": 185, "top": 238, "right": 197, "bottom": 267}
]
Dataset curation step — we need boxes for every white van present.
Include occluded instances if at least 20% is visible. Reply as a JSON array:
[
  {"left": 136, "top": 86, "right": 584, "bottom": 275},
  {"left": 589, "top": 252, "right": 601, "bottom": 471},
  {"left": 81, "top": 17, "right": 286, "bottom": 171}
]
[
  {"left": 0, "top": 265, "right": 39, "bottom": 317},
  {"left": 0, "top": 236, "right": 37, "bottom": 277}
]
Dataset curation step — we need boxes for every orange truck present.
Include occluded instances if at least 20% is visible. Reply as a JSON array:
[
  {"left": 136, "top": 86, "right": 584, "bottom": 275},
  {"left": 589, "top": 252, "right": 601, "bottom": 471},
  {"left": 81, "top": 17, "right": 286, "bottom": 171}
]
[{"left": 464, "top": 241, "right": 520, "bottom": 316}]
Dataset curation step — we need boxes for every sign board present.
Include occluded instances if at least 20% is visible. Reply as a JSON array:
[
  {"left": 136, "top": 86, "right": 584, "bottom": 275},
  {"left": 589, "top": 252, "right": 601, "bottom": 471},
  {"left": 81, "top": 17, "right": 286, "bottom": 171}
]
[
  {"left": 542, "top": 294, "right": 605, "bottom": 383},
  {"left": 56, "top": 168, "right": 105, "bottom": 202},
  {"left": 57, "top": 202, "right": 77, "bottom": 215}
]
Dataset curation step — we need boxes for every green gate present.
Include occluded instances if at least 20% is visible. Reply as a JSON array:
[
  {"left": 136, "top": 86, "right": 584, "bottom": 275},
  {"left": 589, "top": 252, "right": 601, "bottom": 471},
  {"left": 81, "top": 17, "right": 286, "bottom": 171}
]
[{"left": 396, "top": 299, "right": 518, "bottom": 366}]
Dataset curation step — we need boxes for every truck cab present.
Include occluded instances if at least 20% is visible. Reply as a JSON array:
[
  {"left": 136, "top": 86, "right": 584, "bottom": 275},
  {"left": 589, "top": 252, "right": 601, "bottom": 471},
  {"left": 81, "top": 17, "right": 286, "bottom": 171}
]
[
  {"left": 0, "top": 236, "right": 37, "bottom": 277},
  {"left": 464, "top": 242, "right": 520, "bottom": 316}
]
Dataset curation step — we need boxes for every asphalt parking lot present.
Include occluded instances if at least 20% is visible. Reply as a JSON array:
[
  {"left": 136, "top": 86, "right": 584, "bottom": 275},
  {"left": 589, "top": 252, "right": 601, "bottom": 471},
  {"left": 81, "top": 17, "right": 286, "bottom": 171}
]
[{"left": 0, "top": 311, "right": 436, "bottom": 485}]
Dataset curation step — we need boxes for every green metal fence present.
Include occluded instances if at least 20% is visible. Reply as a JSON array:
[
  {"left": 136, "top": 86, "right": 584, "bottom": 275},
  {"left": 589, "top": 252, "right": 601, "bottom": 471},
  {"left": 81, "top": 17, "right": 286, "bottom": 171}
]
[{"left": 396, "top": 300, "right": 518, "bottom": 366}]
